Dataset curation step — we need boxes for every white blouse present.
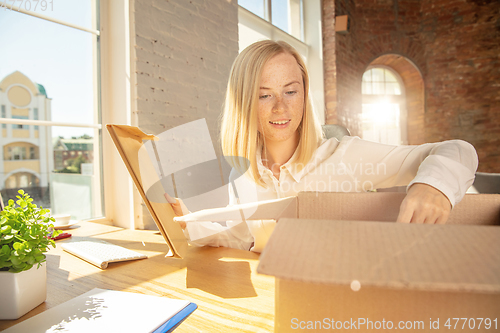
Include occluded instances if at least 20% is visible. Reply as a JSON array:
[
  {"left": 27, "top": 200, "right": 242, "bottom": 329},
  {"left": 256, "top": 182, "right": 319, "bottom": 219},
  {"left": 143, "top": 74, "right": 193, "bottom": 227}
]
[{"left": 183, "top": 136, "right": 478, "bottom": 252}]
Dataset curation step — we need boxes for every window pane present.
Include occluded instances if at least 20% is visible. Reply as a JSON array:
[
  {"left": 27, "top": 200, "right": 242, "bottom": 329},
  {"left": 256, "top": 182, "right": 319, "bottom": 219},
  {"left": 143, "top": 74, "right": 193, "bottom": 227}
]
[
  {"left": 385, "top": 82, "right": 402, "bottom": 95},
  {"left": 239, "top": 0, "right": 265, "bottom": 19},
  {"left": 362, "top": 68, "right": 402, "bottom": 96},
  {"left": 371, "top": 68, "right": 385, "bottom": 82},
  {"left": 0, "top": 9, "right": 95, "bottom": 132},
  {"left": 1, "top": 126, "right": 102, "bottom": 220},
  {"left": 372, "top": 82, "right": 385, "bottom": 95},
  {"left": 272, "top": 0, "right": 290, "bottom": 33},
  {"left": 385, "top": 70, "right": 398, "bottom": 83},
  {"left": 362, "top": 81, "right": 372, "bottom": 95},
  {"left": 8, "top": 0, "right": 94, "bottom": 30},
  {"left": 362, "top": 102, "right": 401, "bottom": 145},
  {"left": 362, "top": 70, "right": 372, "bottom": 82}
]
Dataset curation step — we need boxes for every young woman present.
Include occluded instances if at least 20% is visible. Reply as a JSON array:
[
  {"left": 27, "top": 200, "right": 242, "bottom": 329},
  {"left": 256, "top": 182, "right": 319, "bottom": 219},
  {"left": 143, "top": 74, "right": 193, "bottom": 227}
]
[{"left": 171, "top": 40, "right": 478, "bottom": 252}]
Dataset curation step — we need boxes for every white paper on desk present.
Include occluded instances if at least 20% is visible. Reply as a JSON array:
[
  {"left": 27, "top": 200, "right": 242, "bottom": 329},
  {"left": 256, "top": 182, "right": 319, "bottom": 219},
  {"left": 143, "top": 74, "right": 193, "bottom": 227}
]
[{"left": 3, "top": 288, "right": 190, "bottom": 333}]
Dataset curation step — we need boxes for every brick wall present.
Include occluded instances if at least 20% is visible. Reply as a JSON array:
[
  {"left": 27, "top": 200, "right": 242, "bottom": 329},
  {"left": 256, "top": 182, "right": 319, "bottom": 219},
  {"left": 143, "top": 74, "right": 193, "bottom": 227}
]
[
  {"left": 131, "top": 0, "right": 238, "bottom": 145},
  {"left": 323, "top": 0, "right": 500, "bottom": 172},
  {"left": 421, "top": 0, "right": 500, "bottom": 172}
]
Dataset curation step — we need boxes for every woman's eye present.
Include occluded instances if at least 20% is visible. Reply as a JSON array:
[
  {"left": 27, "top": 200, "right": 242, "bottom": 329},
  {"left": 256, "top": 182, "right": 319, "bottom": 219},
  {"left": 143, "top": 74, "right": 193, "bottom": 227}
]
[
  {"left": 286, "top": 91, "right": 297, "bottom": 96},
  {"left": 259, "top": 94, "right": 270, "bottom": 100}
]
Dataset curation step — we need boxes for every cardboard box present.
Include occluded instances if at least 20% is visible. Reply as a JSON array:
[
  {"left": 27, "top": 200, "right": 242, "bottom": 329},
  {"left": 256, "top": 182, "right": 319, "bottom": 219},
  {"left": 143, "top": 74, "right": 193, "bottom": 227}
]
[{"left": 257, "top": 192, "right": 500, "bottom": 332}]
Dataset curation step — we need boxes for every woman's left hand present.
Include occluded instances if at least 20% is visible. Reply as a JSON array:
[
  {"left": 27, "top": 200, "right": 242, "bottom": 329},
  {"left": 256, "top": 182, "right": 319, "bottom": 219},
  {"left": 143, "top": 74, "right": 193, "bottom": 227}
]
[
  {"left": 164, "top": 193, "right": 188, "bottom": 229},
  {"left": 396, "top": 183, "right": 452, "bottom": 224}
]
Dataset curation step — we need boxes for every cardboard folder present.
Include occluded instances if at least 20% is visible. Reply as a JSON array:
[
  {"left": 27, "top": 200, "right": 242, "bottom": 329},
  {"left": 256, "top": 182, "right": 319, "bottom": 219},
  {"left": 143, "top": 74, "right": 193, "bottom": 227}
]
[{"left": 107, "top": 124, "right": 188, "bottom": 258}]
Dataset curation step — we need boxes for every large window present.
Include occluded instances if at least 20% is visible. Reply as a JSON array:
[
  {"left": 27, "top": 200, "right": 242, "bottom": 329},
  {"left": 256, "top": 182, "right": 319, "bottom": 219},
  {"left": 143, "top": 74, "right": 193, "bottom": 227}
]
[
  {"left": 0, "top": 1, "right": 103, "bottom": 221},
  {"left": 239, "top": 0, "right": 303, "bottom": 40},
  {"left": 361, "top": 67, "right": 407, "bottom": 145}
]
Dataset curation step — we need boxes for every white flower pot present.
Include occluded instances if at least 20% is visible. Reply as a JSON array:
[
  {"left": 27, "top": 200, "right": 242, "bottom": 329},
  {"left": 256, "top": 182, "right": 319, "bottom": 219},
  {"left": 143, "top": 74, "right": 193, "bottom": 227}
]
[{"left": 0, "top": 262, "right": 47, "bottom": 320}]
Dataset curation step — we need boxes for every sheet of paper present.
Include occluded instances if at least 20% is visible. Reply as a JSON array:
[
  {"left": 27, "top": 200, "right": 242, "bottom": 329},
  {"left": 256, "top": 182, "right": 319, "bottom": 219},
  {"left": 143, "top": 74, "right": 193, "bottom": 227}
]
[{"left": 4, "top": 289, "right": 191, "bottom": 333}]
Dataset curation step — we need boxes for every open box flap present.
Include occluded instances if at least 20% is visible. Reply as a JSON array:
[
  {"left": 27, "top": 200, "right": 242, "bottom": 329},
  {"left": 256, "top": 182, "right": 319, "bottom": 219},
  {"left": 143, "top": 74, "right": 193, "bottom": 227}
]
[
  {"left": 107, "top": 124, "right": 187, "bottom": 258},
  {"left": 296, "top": 192, "right": 500, "bottom": 225},
  {"left": 258, "top": 218, "right": 500, "bottom": 293}
]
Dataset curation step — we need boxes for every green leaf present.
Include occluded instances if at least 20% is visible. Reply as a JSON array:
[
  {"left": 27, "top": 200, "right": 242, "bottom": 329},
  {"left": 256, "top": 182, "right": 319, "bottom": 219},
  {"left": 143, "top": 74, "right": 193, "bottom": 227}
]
[
  {"left": 1, "top": 225, "right": 11, "bottom": 234},
  {"left": 18, "top": 189, "right": 24, "bottom": 195},
  {"left": 34, "top": 254, "right": 45, "bottom": 262},
  {"left": 1, "top": 245, "right": 10, "bottom": 255},
  {"left": 12, "top": 262, "right": 27, "bottom": 272},
  {"left": 26, "top": 255, "right": 35, "bottom": 265},
  {"left": 11, "top": 256, "right": 21, "bottom": 265}
]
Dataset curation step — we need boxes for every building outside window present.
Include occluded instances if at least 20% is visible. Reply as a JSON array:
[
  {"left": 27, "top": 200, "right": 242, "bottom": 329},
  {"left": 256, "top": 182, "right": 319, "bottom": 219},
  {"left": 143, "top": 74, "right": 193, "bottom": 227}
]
[
  {"left": 1, "top": 105, "right": 6, "bottom": 128},
  {"left": 11, "top": 146, "right": 27, "bottom": 160},
  {"left": 11, "top": 115, "right": 29, "bottom": 130},
  {"left": 29, "top": 146, "right": 36, "bottom": 159},
  {"left": 33, "top": 107, "right": 39, "bottom": 130}
]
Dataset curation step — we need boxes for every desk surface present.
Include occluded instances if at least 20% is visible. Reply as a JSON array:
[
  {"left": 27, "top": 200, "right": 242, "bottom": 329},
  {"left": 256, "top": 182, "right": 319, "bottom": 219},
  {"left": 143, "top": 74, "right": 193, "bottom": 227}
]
[{"left": 0, "top": 221, "right": 275, "bottom": 332}]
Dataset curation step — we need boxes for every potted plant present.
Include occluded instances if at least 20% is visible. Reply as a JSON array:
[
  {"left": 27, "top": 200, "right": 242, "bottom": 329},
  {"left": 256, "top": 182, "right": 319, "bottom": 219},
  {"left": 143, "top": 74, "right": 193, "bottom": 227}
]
[{"left": 0, "top": 189, "right": 61, "bottom": 320}]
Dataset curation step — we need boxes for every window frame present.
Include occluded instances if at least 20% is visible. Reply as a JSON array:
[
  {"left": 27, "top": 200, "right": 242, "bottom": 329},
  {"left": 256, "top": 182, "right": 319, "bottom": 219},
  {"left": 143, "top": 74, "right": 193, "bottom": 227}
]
[
  {"left": 239, "top": 0, "right": 304, "bottom": 41},
  {"left": 361, "top": 65, "right": 408, "bottom": 145},
  {"left": 0, "top": 1, "right": 106, "bottom": 221}
]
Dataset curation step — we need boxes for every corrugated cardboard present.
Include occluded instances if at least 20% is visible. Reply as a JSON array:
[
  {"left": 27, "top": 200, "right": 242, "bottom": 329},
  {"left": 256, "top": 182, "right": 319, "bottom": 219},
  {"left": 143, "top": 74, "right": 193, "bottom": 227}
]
[
  {"left": 257, "top": 193, "right": 500, "bottom": 332},
  {"left": 295, "top": 192, "right": 500, "bottom": 225}
]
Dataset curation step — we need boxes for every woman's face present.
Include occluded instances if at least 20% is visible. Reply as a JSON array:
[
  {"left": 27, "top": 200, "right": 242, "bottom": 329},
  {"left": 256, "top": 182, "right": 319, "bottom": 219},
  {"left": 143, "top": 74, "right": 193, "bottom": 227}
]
[{"left": 257, "top": 52, "right": 304, "bottom": 146}]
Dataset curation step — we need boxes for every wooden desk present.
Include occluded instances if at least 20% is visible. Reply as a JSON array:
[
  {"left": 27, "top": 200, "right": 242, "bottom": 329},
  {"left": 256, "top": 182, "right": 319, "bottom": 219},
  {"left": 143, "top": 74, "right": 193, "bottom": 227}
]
[{"left": 0, "top": 221, "right": 275, "bottom": 332}]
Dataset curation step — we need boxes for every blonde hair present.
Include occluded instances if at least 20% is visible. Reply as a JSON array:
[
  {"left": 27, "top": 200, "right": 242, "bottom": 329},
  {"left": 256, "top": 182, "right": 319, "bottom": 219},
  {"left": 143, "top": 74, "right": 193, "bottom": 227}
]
[{"left": 220, "top": 40, "right": 322, "bottom": 186}]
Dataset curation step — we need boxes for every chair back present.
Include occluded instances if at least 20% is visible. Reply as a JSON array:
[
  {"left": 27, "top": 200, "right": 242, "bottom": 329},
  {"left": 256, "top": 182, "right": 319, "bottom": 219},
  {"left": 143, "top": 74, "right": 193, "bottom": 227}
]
[{"left": 322, "top": 124, "right": 350, "bottom": 141}]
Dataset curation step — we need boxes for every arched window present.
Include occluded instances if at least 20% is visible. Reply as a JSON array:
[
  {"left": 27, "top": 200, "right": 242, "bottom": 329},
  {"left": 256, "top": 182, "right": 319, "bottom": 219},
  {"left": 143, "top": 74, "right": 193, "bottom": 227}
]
[{"left": 361, "top": 67, "right": 407, "bottom": 145}]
